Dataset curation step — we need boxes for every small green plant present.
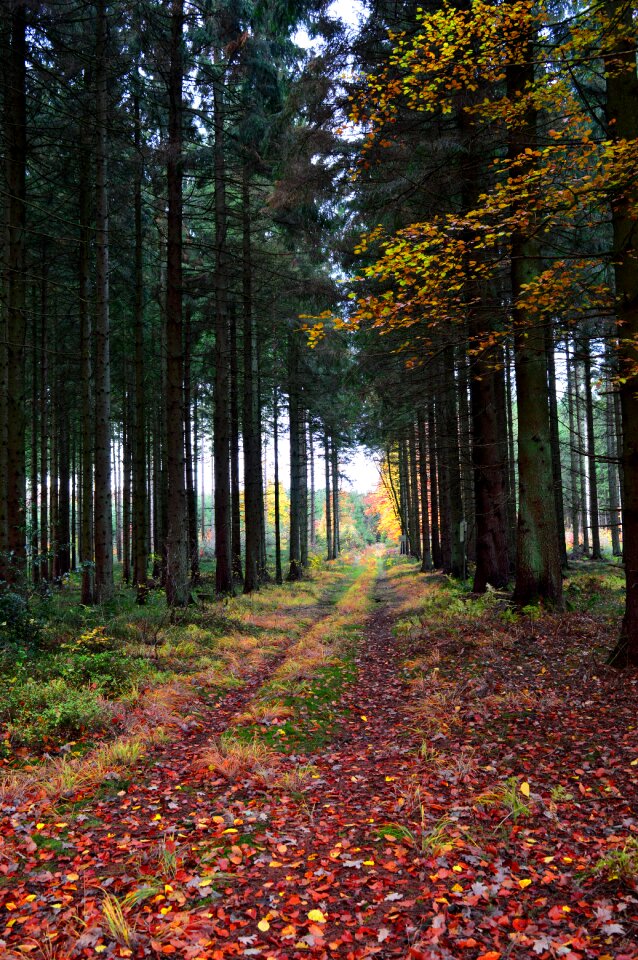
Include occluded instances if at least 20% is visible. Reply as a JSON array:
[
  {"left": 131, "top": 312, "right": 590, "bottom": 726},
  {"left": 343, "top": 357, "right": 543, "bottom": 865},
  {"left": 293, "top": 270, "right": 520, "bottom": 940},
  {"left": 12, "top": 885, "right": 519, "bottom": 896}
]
[
  {"left": 591, "top": 838, "right": 638, "bottom": 885},
  {"left": 275, "top": 764, "right": 319, "bottom": 792},
  {"left": 101, "top": 892, "right": 137, "bottom": 948},
  {"left": 420, "top": 816, "right": 455, "bottom": 855},
  {"left": 476, "top": 777, "right": 531, "bottom": 823},
  {"left": 376, "top": 823, "right": 416, "bottom": 845},
  {"left": 157, "top": 833, "right": 178, "bottom": 879},
  {"left": 550, "top": 784, "right": 574, "bottom": 803},
  {"left": 521, "top": 603, "right": 542, "bottom": 621},
  {"left": 418, "top": 743, "right": 442, "bottom": 764}
]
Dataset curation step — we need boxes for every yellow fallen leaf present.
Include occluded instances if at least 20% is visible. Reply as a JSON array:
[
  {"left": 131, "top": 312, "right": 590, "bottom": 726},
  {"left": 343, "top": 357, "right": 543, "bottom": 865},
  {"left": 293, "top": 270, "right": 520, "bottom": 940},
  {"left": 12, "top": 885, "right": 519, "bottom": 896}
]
[
  {"left": 269, "top": 861, "right": 283, "bottom": 867},
  {"left": 36, "top": 823, "right": 45, "bottom": 830},
  {"left": 308, "top": 909, "right": 326, "bottom": 924},
  {"left": 361, "top": 716, "right": 368, "bottom": 722},
  {"left": 451, "top": 883, "right": 463, "bottom": 893},
  {"left": 152, "top": 814, "right": 162, "bottom": 821},
  {"left": 519, "top": 878, "right": 532, "bottom": 888},
  {"left": 258, "top": 918, "right": 270, "bottom": 932},
  {"left": 520, "top": 782, "right": 530, "bottom": 797}
]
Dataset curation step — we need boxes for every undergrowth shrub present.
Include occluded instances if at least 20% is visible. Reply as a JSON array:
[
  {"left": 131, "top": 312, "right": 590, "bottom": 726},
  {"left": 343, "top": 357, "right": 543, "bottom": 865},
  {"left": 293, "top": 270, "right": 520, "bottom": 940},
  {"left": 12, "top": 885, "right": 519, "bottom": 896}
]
[
  {"left": 0, "top": 590, "right": 42, "bottom": 648},
  {"left": 0, "top": 676, "right": 113, "bottom": 744}
]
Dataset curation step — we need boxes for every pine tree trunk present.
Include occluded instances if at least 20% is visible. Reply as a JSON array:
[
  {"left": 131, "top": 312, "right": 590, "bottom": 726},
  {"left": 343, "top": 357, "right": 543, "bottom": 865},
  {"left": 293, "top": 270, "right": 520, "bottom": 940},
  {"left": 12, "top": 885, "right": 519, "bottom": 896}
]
[
  {"left": 545, "top": 329, "right": 568, "bottom": 567},
  {"left": 122, "top": 378, "right": 132, "bottom": 584},
  {"left": 133, "top": 94, "right": 147, "bottom": 603},
  {"left": 272, "top": 387, "right": 282, "bottom": 584},
  {"left": 2, "top": 0, "right": 27, "bottom": 581},
  {"left": 58, "top": 392, "right": 70, "bottom": 578},
  {"left": 606, "top": 342, "right": 621, "bottom": 556},
  {"left": 409, "top": 426, "right": 421, "bottom": 560},
  {"left": 30, "top": 303, "right": 38, "bottom": 582},
  {"left": 288, "top": 333, "right": 302, "bottom": 580},
  {"left": 79, "top": 82, "right": 95, "bottom": 603},
  {"left": 184, "top": 305, "right": 199, "bottom": 583},
  {"left": 417, "top": 414, "right": 433, "bottom": 571},
  {"left": 428, "top": 401, "right": 442, "bottom": 567},
  {"left": 39, "top": 248, "right": 49, "bottom": 582},
  {"left": 581, "top": 331, "right": 602, "bottom": 559},
  {"left": 229, "top": 306, "right": 243, "bottom": 582},
  {"left": 94, "top": 0, "right": 114, "bottom": 602},
  {"left": 213, "top": 65, "right": 233, "bottom": 595},
  {"left": 575, "top": 357, "right": 590, "bottom": 554},
  {"left": 331, "top": 441, "right": 340, "bottom": 556},
  {"left": 309, "top": 423, "right": 316, "bottom": 549},
  {"left": 508, "top": 22, "right": 562, "bottom": 606},
  {"left": 565, "top": 339, "right": 581, "bottom": 553},
  {"left": 299, "top": 413, "right": 308, "bottom": 568},
  {"left": 325, "top": 433, "right": 333, "bottom": 561},
  {"left": 164, "top": 0, "right": 189, "bottom": 607},
  {"left": 242, "top": 168, "right": 260, "bottom": 592},
  {"left": 604, "top": 0, "right": 638, "bottom": 662}
]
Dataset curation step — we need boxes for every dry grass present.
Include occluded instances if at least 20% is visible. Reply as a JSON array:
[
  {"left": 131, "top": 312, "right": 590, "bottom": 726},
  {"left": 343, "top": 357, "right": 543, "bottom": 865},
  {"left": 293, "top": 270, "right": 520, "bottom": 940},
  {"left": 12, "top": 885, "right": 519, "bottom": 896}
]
[
  {"left": 234, "top": 701, "right": 295, "bottom": 725},
  {"left": 200, "top": 735, "right": 278, "bottom": 781}
]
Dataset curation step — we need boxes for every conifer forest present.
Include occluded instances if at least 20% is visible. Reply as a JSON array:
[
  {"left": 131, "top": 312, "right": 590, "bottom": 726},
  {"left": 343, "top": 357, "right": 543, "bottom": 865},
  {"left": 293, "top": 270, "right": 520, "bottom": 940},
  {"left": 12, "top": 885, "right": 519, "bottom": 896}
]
[{"left": 1, "top": 0, "right": 638, "bottom": 957}]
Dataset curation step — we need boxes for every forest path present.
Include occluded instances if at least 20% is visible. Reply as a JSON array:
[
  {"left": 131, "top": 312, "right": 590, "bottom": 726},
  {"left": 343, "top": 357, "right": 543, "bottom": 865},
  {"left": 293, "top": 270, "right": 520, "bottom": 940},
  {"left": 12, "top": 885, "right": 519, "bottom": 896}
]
[{"left": 5, "top": 555, "right": 637, "bottom": 960}]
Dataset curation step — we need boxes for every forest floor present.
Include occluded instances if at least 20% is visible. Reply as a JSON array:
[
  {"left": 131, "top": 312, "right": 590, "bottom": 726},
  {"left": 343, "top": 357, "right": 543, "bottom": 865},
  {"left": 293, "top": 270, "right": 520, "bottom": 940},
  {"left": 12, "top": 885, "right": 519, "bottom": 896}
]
[{"left": 1, "top": 549, "right": 638, "bottom": 959}]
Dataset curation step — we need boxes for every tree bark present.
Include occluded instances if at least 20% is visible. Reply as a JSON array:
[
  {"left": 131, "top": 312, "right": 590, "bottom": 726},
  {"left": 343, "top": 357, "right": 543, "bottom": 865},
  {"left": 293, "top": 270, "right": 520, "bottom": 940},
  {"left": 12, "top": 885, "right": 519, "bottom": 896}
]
[
  {"left": 273, "top": 387, "right": 283, "bottom": 584},
  {"left": 94, "top": 0, "right": 114, "bottom": 602},
  {"left": 325, "top": 432, "right": 333, "bottom": 561},
  {"left": 508, "top": 17, "right": 562, "bottom": 606},
  {"left": 229, "top": 305, "right": 243, "bottom": 581},
  {"left": 164, "top": 0, "right": 189, "bottom": 607},
  {"left": 2, "top": 0, "right": 27, "bottom": 581},
  {"left": 581, "top": 330, "right": 602, "bottom": 559},
  {"left": 213, "top": 62, "right": 233, "bottom": 595},
  {"left": 604, "top": 0, "right": 638, "bottom": 663},
  {"left": 242, "top": 167, "right": 260, "bottom": 593},
  {"left": 133, "top": 93, "right": 147, "bottom": 603}
]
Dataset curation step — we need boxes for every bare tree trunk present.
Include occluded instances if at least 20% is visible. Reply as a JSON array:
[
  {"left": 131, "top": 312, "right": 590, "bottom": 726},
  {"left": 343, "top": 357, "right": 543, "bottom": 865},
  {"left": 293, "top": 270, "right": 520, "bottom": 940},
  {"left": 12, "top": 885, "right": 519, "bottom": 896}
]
[
  {"left": 581, "top": 330, "right": 602, "bottom": 559},
  {"left": 242, "top": 167, "right": 260, "bottom": 592},
  {"left": 546, "top": 327, "right": 568, "bottom": 567},
  {"left": 565, "top": 339, "right": 581, "bottom": 553},
  {"left": 508, "top": 20, "right": 562, "bottom": 606},
  {"left": 2, "top": 0, "right": 27, "bottom": 581},
  {"left": 417, "top": 414, "right": 432, "bottom": 571},
  {"left": 428, "top": 401, "right": 441, "bottom": 567},
  {"left": 79, "top": 79, "right": 94, "bottom": 602},
  {"left": 184, "top": 304, "right": 199, "bottom": 583},
  {"left": 324, "top": 432, "right": 333, "bottom": 561},
  {"left": 309, "top": 422, "right": 316, "bottom": 549},
  {"left": 229, "top": 305, "right": 243, "bottom": 582},
  {"left": 164, "top": 0, "right": 189, "bottom": 607},
  {"left": 132, "top": 93, "right": 147, "bottom": 603},
  {"left": 288, "top": 333, "right": 302, "bottom": 580},
  {"left": 94, "top": 0, "right": 114, "bottom": 602},
  {"left": 30, "top": 304, "right": 38, "bottom": 582},
  {"left": 270, "top": 386, "right": 281, "bottom": 584},
  {"left": 605, "top": 0, "right": 638, "bottom": 662},
  {"left": 213, "top": 64, "right": 233, "bottom": 595},
  {"left": 331, "top": 440, "right": 340, "bottom": 556}
]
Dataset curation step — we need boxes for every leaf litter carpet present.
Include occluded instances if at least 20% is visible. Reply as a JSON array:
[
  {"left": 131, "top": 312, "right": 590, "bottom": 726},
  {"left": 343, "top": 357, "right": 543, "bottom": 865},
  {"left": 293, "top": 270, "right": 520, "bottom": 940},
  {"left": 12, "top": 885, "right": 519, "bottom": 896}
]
[{"left": 2, "top": 557, "right": 638, "bottom": 959}]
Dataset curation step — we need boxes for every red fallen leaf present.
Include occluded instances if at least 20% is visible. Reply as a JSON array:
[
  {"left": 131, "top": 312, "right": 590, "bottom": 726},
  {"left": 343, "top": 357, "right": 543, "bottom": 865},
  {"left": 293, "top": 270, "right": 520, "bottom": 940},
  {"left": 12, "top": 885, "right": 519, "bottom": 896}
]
[
  {"left": 458, "top": 938, "right": 479, "bottom": 947},
  {"left": 477, "top": 953, "right": 501, "bottom": 960},
  {"left": 512, "top": 918, "right": 528, "bottom": 931}
]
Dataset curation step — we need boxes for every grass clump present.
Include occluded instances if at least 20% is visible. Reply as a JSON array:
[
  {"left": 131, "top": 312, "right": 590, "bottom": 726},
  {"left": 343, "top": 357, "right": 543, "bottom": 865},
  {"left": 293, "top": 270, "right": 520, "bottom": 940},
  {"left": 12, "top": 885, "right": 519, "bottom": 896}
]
[
  {"left": 201, "top": 734, "right": 278, "bottom": 781},
  {"left": 591, "top": 838, "right": 638, "bottom": 885},
  {"left": 475, "top": 777, "right": 531, "bottom": 823}
]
